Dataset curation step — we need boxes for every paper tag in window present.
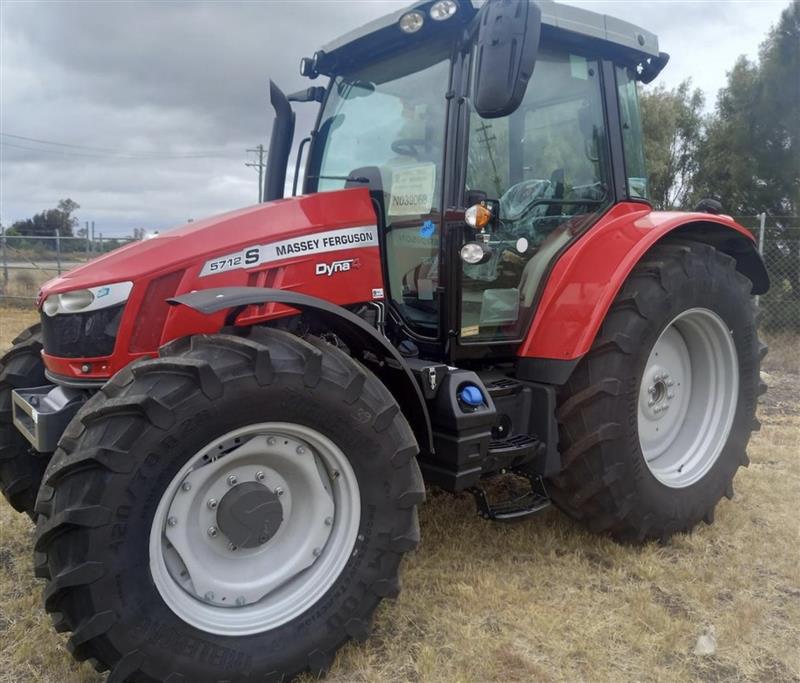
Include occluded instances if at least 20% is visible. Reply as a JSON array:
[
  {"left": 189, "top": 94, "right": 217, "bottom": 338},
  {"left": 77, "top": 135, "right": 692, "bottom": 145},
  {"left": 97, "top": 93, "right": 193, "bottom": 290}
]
[
  {"left": 461, "top": 325, "right": 480, "bottom": 337},
  {"left": 387, "top": 163, "right": 436, "bottom": 218},
  {"left": 570, "top": 54, "right": 588, "bottom": 80}
]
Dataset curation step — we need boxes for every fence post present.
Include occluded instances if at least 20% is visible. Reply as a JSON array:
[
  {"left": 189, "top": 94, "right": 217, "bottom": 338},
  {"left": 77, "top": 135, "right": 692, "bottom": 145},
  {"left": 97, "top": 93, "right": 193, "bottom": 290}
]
[
  {"left": 85, "top": 221, "right": 91, "bottom": 256},
  {"left": 55, "top": 229, "right": 62, "bottom": 275},
  {"left": 1, "top": 225, "right": 7, "bottom": 288},
  {"left": 756, "top": 212, "right": 766, "bottom": 308},
  {"left": 99, "top": 233, "right": 104, "bottom": 254}
]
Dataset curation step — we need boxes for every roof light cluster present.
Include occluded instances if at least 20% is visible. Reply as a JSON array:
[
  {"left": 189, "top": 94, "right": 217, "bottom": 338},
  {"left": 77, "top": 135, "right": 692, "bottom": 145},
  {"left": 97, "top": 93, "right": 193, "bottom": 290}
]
[{"left": 399, "top": 0, "right": 458, "bottom": 34}]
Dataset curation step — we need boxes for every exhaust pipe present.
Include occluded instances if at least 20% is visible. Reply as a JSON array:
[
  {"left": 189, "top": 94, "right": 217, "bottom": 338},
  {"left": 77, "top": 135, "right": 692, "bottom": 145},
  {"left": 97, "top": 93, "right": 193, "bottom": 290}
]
[{"left": 263, "top": 80, "right": 295, "bottom": 202}]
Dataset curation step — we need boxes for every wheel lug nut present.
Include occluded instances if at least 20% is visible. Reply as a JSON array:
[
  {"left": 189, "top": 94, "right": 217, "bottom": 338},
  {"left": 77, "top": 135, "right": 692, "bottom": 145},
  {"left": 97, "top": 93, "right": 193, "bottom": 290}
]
[
  {"left": 668, "top": 392, "right": 675, "bottom": 399},
  {"left": 267, "top": 437, "right": 276, "bottom": 446},
  {"left": 235, "top": 596, "right": 246, "bottom": 606},
  {"left": 648, "top": 400, "right": 655, "bottom": 407},
  {"left": 167, "top": 516, "right": 178, "bottom": 527},
  {"left": 181, "top": 481, "right": 192, "bottom": 492},
  {"left": 228, "top": 542, "right": 237, "bottom": 551},
  {"left": 324, "top": 517, "right": 333, "bottom": 526},
  {"left": 275, "top": 486, "right": 284, "bottom": 496},
  {"left": 207, "top": 498, "right": 218, "bottom": 510},
  {"left": 312, "top": 547, "right": 322, "bottom": 557},
  {"left": 667, "top": 380, "right": 674, "bottom": 387},
  {"left": 204, "top": 591, "right": 215, "bottom": 602},
  {"left": 255, "top": 471, "right": 265, "bottom": 482},
  {"left": 207, "top": 526, "right": 218, "bottom": 538},
  {"left": 227, "top": 474, "right": 238, "bottom": 487},
  {"left": 296, "top": 446, "right": 306, "bottom": 455}
]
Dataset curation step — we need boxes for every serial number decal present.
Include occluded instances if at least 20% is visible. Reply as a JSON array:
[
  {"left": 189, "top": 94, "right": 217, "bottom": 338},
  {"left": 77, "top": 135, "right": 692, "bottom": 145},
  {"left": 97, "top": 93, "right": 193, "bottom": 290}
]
[{"left": 200, "top": 225, "right": 378, "bottom": 277}]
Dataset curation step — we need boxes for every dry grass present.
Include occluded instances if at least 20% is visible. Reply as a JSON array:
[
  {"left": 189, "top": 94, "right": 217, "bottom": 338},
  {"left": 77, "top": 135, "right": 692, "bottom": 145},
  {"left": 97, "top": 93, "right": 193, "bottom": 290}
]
[{"left": 0, "top": 307, "right": 798, "bottom": 683}]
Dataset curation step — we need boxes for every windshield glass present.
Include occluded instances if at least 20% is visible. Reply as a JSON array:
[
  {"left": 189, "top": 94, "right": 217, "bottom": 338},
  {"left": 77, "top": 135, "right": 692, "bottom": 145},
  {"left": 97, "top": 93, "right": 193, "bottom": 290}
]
[{"left": 308, "top": 47, "right": 451, "bottom": 337}]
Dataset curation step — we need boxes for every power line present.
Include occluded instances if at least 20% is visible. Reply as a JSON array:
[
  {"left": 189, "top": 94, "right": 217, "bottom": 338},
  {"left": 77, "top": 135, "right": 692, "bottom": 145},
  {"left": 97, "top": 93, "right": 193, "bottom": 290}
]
[
  {"left": 0, "top": 140, "right": 237, "bottom": 161},
  {"left": 0, "top": 132, "right": 237, "bottom": 159}
]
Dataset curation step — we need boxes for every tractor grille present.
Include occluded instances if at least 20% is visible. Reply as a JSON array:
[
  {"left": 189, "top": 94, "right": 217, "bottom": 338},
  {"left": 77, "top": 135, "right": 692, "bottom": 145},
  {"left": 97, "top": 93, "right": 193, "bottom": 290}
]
[{"left": 41, "top": 304, "right": 125, "bottom": 358}]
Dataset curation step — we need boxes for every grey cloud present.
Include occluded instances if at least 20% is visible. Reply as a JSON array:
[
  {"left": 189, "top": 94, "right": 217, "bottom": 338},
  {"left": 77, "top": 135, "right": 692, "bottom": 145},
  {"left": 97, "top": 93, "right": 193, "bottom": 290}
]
[{"left": 0, "top": 0, "right": 786, "bottom": 235}]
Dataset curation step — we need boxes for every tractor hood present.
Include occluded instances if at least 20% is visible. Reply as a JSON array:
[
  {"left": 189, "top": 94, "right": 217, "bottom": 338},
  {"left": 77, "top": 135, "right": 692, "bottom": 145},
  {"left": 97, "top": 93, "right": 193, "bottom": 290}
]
[{"left": 39, "top": 188, "right": 378, "bottom": 298}]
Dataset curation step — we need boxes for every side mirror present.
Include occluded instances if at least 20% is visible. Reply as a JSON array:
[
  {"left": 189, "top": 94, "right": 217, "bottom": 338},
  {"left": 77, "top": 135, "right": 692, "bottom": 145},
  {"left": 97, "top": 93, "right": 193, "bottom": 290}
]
[{"left": 473, "top": 0, "right": 541, "bottom": 119}]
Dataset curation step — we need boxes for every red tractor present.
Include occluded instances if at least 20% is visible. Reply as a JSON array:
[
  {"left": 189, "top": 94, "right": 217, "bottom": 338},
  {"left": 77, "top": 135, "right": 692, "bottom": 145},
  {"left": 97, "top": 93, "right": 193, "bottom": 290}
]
[{"left": 1, "top": 1, "right": 768, "bottom": 681}]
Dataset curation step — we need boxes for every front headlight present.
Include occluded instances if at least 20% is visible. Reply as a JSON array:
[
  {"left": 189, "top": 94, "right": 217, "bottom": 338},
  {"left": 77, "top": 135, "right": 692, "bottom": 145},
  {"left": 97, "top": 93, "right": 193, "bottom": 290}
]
[{"left": 42, "top": 281, "right": 133, "bottom": 317}]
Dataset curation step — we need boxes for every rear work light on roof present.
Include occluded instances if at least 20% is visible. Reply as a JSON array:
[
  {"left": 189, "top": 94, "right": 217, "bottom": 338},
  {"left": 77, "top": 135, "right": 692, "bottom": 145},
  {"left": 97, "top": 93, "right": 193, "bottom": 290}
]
[
  {"left": 429, "top": 0, "right": 458, "bottom": 21},
  {"left": 399, "top": 10, "right": 424, "bottom": 33}
]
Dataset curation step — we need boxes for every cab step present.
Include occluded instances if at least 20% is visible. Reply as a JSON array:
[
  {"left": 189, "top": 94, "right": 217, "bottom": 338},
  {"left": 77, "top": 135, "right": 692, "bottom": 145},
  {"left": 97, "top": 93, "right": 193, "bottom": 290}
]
[{"left": 469, "top": 474, "right": 551, "bottom": 522}]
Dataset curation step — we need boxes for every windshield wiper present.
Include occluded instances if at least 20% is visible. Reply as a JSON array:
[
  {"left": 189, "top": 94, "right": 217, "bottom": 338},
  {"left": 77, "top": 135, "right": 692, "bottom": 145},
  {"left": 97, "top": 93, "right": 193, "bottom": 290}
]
[{"left": 306, "top": 174, "right": 371, "bottom": 184}]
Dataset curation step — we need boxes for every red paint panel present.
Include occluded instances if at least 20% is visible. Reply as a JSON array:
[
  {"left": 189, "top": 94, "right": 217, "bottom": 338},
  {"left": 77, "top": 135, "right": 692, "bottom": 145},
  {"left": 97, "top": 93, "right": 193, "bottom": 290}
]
[
  {"left": 38, "top": 189, "right": 383, "bottom": 381},
  {"left": 517, "top": 203, "right": 755, "bottom": 360}
]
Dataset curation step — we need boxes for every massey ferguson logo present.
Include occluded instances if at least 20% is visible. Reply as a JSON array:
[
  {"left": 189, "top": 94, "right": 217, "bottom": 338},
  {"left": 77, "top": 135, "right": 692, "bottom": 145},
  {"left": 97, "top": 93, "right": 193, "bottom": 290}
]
[{"left": 315, "top": 258, "right": 360, "bottom": 277}]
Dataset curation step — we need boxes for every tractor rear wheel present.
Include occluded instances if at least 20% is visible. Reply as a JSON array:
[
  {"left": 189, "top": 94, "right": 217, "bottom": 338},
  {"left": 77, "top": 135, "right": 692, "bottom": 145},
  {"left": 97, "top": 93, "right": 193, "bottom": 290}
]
[
  {"left": 34, "top": 328, "right": 424, "bottom": 682},
  {"left": 0, "top": 324, "right": 50, "bottom": 517},
  {"left": 550, "top": 241, "right": 765, "bottom": 543}
]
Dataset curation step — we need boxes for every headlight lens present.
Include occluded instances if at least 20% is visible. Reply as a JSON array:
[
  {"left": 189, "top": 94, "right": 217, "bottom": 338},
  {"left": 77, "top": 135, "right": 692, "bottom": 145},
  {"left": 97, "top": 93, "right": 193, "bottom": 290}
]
[
  {"left": 59, "top": 289, "right": 95, "bottom": 312},
  {"left": 430, "top": 0, "right": 458, "bottom": 21},
  {"left": 399, "top": 10, "right": 424, "bottom": 33},
  {"left": 42, "top": 281, "right": 133, "bottom": 316}
]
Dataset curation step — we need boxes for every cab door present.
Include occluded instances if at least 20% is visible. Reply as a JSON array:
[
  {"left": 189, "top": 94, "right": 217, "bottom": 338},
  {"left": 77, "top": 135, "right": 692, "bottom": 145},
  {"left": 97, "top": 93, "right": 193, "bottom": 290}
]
[{"left": 454, "top": 47, "right": 614, "bottom": 350}]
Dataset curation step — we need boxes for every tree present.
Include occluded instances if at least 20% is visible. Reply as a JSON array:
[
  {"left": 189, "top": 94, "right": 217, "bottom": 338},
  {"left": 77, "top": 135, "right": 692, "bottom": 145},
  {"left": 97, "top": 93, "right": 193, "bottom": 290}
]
[
  {"left": 692, "top": 1, "right": 799, "bottom": 332},
  {"left": 639, "top": 80, "right": 705, "bottom": 210},
  {"left": 693, "top": 0, "right": 798, "bottom": 217},
  {"left": 10, "top": 198, "right": 80, "bottom": 238}
]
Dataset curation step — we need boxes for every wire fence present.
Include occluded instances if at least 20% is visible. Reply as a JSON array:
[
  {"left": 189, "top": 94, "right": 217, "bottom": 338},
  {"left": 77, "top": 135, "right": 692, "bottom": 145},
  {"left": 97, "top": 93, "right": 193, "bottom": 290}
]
[{"left": 1, "top": 216, "right": 798, "bottom": 367}]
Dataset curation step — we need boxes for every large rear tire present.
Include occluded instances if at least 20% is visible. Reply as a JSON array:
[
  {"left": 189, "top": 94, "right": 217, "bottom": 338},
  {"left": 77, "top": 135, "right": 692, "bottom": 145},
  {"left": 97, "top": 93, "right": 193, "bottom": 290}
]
[
  {"left": 34, "top": 328, "right": 424, "bottom": 682},
  {"left": 0, "top": 324, "right": 50, "bottom": 516},
  {"left": 549, "top": 241, "right": 765, "bottom": 543}
]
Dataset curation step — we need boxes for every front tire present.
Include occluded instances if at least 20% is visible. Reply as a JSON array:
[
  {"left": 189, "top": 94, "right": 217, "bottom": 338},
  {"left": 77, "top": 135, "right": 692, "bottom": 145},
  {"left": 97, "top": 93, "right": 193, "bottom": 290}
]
[
  {"left": 0, "top": 324, "right": 50, "bottom": 516},
  {"left": 549, "top": 241, "right": 765, "bottom": 543},
  {"left": 34, "top": 328, "right": 424, "bottom": 682}
]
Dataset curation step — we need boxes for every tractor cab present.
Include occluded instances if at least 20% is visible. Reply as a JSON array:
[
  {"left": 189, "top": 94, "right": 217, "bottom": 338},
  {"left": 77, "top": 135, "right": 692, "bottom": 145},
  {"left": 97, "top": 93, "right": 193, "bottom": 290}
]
[{"left": 277, "top": 0, "right": 667, "bottom": 359}]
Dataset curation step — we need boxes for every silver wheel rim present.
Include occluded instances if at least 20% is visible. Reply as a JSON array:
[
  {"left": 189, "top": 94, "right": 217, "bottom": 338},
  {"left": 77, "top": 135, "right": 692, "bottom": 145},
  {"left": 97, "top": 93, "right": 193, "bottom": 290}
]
[
  {"left": 637, "top": 307, "right": 739, "bottom": 488},
  {"left": 149, "top": 422, "right": 360, "bottom": 635}
]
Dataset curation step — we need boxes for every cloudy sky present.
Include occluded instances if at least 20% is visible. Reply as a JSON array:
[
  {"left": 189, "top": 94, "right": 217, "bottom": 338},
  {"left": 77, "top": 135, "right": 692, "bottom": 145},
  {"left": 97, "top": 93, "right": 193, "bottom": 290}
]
[{"left": 0, "top": 0, "right": 788, "bottom": 236}]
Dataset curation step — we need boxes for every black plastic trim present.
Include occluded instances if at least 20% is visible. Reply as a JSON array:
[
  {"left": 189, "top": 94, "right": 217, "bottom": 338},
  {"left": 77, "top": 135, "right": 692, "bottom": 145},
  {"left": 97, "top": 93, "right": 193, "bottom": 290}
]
[{"left": 516, "top": 356, "right": 580, "bottom": 386}]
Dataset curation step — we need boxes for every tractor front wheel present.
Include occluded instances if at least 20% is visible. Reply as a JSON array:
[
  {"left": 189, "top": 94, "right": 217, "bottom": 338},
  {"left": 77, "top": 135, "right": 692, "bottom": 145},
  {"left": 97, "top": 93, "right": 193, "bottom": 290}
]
[
  {"left": 550, "top": 241, "right": 765, "bottom": 543},
  {"left": 34, "top": 328, "right": 424, "bottom": 682},
  {"left": 0, "top": 324, "right": 50, "bottom": 517}
]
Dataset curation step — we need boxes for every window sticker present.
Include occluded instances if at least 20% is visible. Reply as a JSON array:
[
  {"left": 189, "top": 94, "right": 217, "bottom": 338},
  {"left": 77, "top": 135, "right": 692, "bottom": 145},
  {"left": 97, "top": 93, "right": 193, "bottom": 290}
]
[
  {"left": 570, "top": 54, "right": 588, "bottom": 80},
  {"left": 419, "top": 219, "right": 436, "bottom": 238},
  {"left": 387, "top": 163, "right": 436, "bottom": 218}
]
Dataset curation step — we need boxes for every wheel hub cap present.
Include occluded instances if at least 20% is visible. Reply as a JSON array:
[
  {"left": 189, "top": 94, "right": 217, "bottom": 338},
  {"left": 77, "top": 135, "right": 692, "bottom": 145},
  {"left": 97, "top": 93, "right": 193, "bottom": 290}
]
[
  {"left": 150, "top": 423, "right": 360, "bottom": 635},
  {"left": 216, "top": 482, "right": 284, "bottom": 549}
]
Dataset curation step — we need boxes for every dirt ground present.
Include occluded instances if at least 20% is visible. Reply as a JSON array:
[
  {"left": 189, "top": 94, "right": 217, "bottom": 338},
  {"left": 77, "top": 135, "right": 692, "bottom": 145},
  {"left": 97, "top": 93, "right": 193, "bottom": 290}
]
[{"left": 0, "top": 307, "right": 798, "bottom": 683}]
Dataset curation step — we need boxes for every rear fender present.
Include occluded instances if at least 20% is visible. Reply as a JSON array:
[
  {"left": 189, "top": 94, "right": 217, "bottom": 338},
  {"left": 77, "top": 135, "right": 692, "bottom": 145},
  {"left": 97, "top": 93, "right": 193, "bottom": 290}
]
[
  {"left": 169, "top": 287, "right": 434, "bottom": 454},
  {"left": 518, "top": 204, "right": 769, "bottom": 361}
]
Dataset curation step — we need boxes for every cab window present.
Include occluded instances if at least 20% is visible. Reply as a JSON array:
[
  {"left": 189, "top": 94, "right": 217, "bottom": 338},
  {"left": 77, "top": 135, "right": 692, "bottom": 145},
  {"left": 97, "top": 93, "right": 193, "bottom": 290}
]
[{"left": 616, "top": 65, "right": 648, "bottom": 199}]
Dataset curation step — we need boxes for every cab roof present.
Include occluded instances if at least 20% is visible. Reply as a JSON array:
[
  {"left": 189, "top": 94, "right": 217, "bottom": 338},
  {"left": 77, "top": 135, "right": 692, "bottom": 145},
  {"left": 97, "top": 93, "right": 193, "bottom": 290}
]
[{"left": 316, "top": 0, "right": 660, "bottom": 76}]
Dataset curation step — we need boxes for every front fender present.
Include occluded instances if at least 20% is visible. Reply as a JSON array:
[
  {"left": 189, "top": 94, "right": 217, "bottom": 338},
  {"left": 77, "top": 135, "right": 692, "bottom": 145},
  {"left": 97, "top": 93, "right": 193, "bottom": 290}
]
[
  {"left": 169, "top": 287, "right": 434, "bottom": 455},
  {"left": 518, "top": 203, "right": 769, "bottom": 361}
]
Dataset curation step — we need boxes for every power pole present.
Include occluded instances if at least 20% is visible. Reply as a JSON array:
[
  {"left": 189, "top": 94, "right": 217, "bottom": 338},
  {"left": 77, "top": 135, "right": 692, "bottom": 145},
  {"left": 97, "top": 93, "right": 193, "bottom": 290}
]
[{"left": 245, "top": 144, "right": 267, "bottom": 203}]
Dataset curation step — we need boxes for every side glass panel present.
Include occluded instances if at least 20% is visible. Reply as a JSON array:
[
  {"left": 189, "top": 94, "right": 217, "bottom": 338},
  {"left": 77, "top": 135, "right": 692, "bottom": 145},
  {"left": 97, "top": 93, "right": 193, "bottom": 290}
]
[
  {"left": 616, "top": 66, "right": 648, "bottom": 199},
  {"left": 310, "top": 51, "right": 450, "bottom": 337},
  {"left": 461, "top": 49, "right": 611, "bottom": 342}
]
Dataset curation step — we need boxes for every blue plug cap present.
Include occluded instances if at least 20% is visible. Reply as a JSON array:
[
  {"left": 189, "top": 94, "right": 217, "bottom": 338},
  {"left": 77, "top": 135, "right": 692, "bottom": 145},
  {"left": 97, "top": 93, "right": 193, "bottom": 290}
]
[{"left": 460, "top": 385, "right": 484, "bottom": 407}]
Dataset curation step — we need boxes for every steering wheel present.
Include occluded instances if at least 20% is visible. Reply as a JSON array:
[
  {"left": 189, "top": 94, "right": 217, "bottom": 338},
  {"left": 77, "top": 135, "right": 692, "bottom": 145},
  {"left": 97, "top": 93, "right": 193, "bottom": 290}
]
[{"left": 391, "top": 138, "right": 429, "bottom": 157}]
